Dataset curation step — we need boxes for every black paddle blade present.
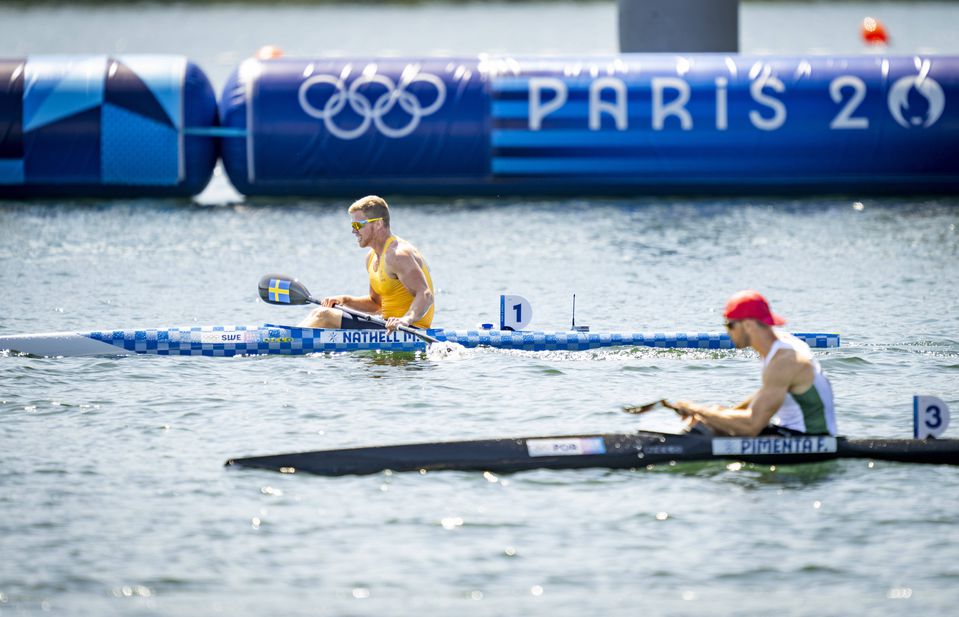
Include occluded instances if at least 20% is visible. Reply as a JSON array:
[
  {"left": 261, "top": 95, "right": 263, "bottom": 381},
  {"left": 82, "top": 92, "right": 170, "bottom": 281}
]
[
  {"left": 622, "top": 399, "right": 667, "bottom": 415},
  {"left": 257, "top": 274, "right": 315, "bottom": 305}
]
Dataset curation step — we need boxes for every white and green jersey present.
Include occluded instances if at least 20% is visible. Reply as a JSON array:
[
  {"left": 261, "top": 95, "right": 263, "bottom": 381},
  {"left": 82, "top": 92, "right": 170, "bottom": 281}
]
[{"left": 764, "top": 335, "right": 837, "bottom": 435}]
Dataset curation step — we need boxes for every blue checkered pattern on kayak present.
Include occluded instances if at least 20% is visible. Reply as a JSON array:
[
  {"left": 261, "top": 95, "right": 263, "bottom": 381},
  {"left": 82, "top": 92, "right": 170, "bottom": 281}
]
[
  {"left": 83, "top": 325, "right": 840, "bottom": 356},
  {"left": 85, "top": 324, "right": 425, "bottom": 356}
]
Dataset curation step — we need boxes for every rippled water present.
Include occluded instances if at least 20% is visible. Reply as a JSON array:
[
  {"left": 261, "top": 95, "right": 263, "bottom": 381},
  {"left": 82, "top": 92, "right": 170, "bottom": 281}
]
[
  {"left": 3, "top": 1, "right": 959, "bottom": 615},
  {"left": 2, "top": 197, "right": 958, "bottom": 616}
]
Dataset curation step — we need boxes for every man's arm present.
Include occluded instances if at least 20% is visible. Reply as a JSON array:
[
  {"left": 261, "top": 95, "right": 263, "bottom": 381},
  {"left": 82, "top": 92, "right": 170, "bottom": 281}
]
[
  {"left": 384, "top": 245, "right": 433, "bottom": 332},
  {"left": 667, "top": 353, "right": 797, "bottom": 436},
  {"left": 732, "top": 392, "right": 757, "bottom": 410},
  {"left": 320, "top": 251, "right": 381, "bottom": 314},
  {"left": 322, "top": 287, "right": 381, "bottom": 314}
]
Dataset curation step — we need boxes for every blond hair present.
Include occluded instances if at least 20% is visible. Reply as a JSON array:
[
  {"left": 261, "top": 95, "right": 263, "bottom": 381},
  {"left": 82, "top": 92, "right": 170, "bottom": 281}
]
[{"left": 348, "top": 195, "right": 390, "bottom": 227}]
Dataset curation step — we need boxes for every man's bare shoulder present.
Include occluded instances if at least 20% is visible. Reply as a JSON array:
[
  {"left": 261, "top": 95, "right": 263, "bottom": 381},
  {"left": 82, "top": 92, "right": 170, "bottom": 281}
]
[
  {"left": 777, "top": 332, "right": 815, "bottom": 364},
  {"left": 765, "top": 341, "right": 813, "bottom": 386},
  {"left": 767, "top": 344, "right": 799, "bottom": 367},
  {"left": 383, "top": 238, "right": 425, "bottom": 276},
  {"left": 386, "top": 238, "right": 421, "bottom": 262}
]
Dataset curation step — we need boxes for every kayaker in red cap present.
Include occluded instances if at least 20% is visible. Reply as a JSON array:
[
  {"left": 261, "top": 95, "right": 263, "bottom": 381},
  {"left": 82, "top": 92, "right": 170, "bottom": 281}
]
[{"left": 664, "top": 290, "right": 836, "bottom": 436}]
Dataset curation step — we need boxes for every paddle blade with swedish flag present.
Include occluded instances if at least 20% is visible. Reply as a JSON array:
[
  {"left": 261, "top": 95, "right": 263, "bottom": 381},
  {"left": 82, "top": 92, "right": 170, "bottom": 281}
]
[
  {"left": 258, "top": 273, "right": 314, "bottom": 305},
  {"left": 269, "top": 278, "right": 291, "bottom": 303}
]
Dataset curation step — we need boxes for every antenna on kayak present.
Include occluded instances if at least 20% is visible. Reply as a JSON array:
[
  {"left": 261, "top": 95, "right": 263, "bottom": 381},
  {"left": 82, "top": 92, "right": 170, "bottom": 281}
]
[{"left": 571, "top": 294, "right": 589, "bottom": 332}]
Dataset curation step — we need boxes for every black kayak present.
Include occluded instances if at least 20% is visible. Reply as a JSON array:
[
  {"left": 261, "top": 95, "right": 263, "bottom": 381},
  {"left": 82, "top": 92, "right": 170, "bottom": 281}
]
[{"left": 226, "top": 431, "right": 959, "bottom": 477}]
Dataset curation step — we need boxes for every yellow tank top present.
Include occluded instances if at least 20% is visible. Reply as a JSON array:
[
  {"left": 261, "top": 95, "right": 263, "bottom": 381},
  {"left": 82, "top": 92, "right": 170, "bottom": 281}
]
[{"left": 367, "top": 236, "right": 435, "bottom": 328}]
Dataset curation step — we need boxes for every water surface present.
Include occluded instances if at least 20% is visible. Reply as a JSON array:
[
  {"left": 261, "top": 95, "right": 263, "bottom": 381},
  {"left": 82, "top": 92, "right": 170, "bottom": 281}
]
[
  {"left": 2, "top": 197, "right": 958, "bottom": 616},
  {"left": 2, "top": 2, "right": 959, "bottom": 615}
]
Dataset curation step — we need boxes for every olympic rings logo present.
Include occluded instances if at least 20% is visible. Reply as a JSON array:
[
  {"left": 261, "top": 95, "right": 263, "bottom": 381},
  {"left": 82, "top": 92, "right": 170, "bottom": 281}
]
[{"left": 297, "top": 72, "right": 446, "bottom": 140}]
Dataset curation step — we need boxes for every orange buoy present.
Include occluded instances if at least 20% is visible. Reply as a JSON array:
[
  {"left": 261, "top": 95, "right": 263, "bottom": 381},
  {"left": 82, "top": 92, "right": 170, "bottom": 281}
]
[
  {"left": 861, "top": 17, "right": 889, "bottom": 45},
  {"left": 256, "top": 45, "right": 285, "bottom": 60}
]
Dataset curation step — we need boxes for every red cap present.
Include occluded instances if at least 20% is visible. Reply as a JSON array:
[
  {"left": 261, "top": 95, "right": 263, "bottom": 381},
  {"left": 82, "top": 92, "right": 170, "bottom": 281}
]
[{"left": 723, "top": 290, "right": 786, "bottom": 326}]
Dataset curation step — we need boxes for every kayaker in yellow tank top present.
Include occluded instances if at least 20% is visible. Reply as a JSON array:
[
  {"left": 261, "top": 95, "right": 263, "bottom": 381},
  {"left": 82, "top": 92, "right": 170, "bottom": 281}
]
[
  {"left": 366, "top": 236, "right": 435, "bottom": 328},
  {"left": 299, "top": 195, "right": 435, "bottom": 333}
]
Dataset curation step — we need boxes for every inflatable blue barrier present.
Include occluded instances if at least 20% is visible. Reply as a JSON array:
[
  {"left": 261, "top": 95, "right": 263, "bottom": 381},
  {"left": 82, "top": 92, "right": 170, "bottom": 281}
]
[
  {"left": 0, "top": 55, "right": 218, "bottom": 198},
  {"left": 220, "top": 55, "right": 959, "bottom": 196},
  {"left": 3, "top": 54, "right": 957, "bottom": 198}
]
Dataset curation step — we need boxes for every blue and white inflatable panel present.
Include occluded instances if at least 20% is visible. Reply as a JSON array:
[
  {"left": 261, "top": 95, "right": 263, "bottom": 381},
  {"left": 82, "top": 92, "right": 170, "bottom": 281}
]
[
  {"left": 220, "top": 55, "right": 959, "bottom": 195},
  {"left": 220, "top": 57, "right": 487, "bottom": 195},
  {"left": 0, "top": 55, "right": 218, "bottom": 198}
]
